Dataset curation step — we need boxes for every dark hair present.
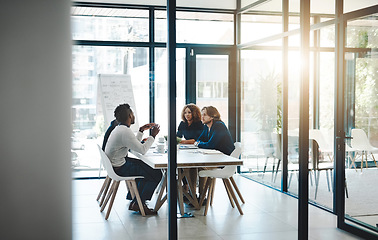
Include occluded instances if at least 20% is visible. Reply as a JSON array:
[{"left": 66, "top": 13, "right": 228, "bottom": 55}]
[
  {"left": 114, "top": 103, "right": 132, "bottom": 123},
  {"left": 181, "top": 103, "right": 201, "bottom": 123},
  {"left": 202, "top": 106, "right": 221, "bottom": 121}
]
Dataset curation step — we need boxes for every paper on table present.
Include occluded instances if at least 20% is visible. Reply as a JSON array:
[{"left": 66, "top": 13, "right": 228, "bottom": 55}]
[
  {"left": 197, "top": 149, "right": 222, "bottom": 154},
  {"left": 179, "top": 144, "right": 198, "bottom": 149}
]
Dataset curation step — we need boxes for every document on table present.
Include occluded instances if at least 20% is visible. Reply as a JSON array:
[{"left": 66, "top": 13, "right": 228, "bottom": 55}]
[
  {"left": 179, "top": 144, "right": 198, "bottom": 149},
  {"left": 197, "top": 149, "right": 222, "bottom": 154}
]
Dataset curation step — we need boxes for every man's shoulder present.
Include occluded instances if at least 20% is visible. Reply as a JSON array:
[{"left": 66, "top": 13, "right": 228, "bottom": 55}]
[{"left": 113, "top": 125, "right": 132, "bottom": 133}]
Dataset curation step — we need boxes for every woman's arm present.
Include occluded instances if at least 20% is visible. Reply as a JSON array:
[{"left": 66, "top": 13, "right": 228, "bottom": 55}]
[
  {"left": 197, "top": 123, "right": 225, "bottom": 149},
  {"left": 180, "top": 139, "right": 196, "bottom": 144}
]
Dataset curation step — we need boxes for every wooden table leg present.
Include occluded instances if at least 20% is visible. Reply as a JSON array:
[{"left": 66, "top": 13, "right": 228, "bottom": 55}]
[
  {"left": 182, "top": 169, "right": 200, "bottom": 209},
  {"left": 154, "top": 170, "right": 167, "bottom": 212},
  {"left": 177, "top": 170, "right": 185, "bottom": 215}
]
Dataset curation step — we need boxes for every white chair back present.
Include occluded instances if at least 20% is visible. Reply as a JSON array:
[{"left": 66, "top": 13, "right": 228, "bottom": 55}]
[
  {"left": 231, "top": 142, "right": 242, "bottom": 159},
  {"left": 351, "top": 128, "right": 374, "bottom": 151},
  {"left": 219, "top": 142, "right": 242, "bottom": 177},
  {"left": 97, "top": 144, "right": 122, "bottom": 181}
]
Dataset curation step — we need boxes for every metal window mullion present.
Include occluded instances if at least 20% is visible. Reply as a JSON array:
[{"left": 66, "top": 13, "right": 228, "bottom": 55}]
[
  {"left": 149, "top": 7, "right": 155, "bottom": 124},
  {"left": 298, "top": 0, "right": 310, "bottom": 239},
  {"left": 167, "top": 0, "right": 177, "bottom": 239},
  {"left": 281, "top": 0, "right": 289, "bottom": 193}
]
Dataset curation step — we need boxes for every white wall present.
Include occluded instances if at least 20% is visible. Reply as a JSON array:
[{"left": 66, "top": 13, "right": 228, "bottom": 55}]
[{"left": 0, "top": 1, "right": 72, "bottom": 239}]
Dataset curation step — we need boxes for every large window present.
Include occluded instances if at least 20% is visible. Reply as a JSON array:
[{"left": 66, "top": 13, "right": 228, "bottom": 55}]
[
  {"left": 155, "top": 10, "right": 234, "bottom": 44},
  {"left": 71, "top": 7, "right": 149, "bottom": 42}
]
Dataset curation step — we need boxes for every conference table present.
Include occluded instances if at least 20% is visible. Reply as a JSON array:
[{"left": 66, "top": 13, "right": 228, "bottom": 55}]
[{"left": 130, "top": 145, "right": 243, "bottom": 216}]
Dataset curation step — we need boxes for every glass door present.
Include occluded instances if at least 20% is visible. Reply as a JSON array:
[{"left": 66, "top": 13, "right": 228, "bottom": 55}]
[
  {"left": 342, "top": 13, "right": 378, "bottom": 233},
  {"left": 190, "top": 48, "right": 232, "bottom": 126}
]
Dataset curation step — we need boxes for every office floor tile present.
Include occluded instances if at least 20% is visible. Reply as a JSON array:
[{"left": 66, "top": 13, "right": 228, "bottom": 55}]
[{"left": 72, "top": 175, "right": 365, "bottom": 239}]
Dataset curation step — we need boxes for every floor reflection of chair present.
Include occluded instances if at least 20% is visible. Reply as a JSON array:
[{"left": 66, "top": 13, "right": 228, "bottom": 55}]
[
  {"left": 96, "top": 144, "right": 146, "bottom": 218},
  {"left": 261, "top": 132, "right": 280, "bottom": 181},
  {"left": 350, "top": 128, "right": 378, "bottom": 171},
  {"left": 198, "top": 142, "right": 244, "bottom": 215}
]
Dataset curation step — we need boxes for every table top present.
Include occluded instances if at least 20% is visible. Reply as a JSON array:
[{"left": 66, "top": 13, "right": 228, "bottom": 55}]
[{"left": 130, "top": 147, "right": 243, "bottom": 169}]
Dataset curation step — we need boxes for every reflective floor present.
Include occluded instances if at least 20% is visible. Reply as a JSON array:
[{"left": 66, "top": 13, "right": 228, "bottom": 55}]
[{"left": 73, "top": 175, "right": 363, "bottom": 240}]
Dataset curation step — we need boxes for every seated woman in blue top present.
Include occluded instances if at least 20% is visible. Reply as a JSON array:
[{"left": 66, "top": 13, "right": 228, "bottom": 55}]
[
  {"left": 176, "top": 103, "right": 204, "bottom": 144},
  {"left": 195, "top": 106, "right": 235, "bottom": 156}
]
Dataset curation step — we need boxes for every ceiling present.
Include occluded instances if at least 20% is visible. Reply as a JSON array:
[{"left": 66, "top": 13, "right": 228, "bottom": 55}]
[{"left": 74, "top": 0, "right": 377, "bottom": 15}]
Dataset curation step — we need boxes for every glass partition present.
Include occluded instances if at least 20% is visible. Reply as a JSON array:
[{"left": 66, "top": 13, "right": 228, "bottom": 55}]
[
  {"left": 154, "top": 48, "right": 186, "bottom": 136},
  {"left": 240, "top": 50, "right": 282, "bottom": 188},
  {"left": 344, "top": 14, "right": 378, "bottom": 229}
]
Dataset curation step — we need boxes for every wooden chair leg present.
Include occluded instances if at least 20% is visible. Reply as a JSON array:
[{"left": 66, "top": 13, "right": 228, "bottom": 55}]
[
  {"left": 222, "top": 179, "right": 235, "bottom": 208},
  {"left": 224, "top": 178, "right": 243, "bottom": 215},
  {"left": 99, "top": 177, "right": 112, "bottom": 207},
  {"left": 371, "top": 153, "right": 378, "bottom": 168},
  {"left": 125, "top": 180, "right": 136, "bottom": 200},
  {"left": 97, "top": 176, "right": 110, "bottom": 201},
  {"left": 129, "top": 180, "right": 145, "bottom": 216},
  {"left": 105, "top": 181, "right": 120, "bottom": 220},
  {"left": 199, "top": 177, "right": 212, "bottom": 207},
  {"left": 230, "top": 176, "right": 245, "bottom": 204},
  {"left": 101, "top": 180, "right": 116, "bottom": 212},
  {"left": 210, "top": 179, "right": 216, "bottom": 206},
  {"left": 204, "top": 178, "right": 215, "bottom": 216}
]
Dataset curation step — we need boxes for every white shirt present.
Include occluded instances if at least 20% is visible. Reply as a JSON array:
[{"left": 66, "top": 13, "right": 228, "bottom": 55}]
[{"left": 105, "top": 125, "right": 155, "bottom": 167}]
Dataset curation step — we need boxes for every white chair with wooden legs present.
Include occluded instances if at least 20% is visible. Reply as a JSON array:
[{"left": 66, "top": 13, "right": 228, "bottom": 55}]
[
  {"left": 96, "top": 175, "right": 112, "bottom": 208},
  {"left": 96, "top": 144, "right": 146, "bottom": 219},
  {"left": 351, "top": 128, "right": 378, "bottom": 171},
  {"left": 198, "top": 142, "right": 244, "bottom": 215}
]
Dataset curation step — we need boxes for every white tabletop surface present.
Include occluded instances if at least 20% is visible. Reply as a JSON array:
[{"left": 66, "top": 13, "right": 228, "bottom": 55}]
[{"left": 130, "top": 147, "right": 243, "bottom": 169}]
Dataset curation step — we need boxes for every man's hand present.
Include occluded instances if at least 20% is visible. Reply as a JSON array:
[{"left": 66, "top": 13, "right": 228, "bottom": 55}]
[
  {"left": 150, "top": 124, "right": 160, "bottom": 138},
  {"left": 139, "top": 123, "right": 157, "bottom": 132}
]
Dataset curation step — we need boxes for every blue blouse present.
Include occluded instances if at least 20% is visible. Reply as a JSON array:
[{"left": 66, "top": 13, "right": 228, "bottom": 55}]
[
  {"left": 197, "top": 120, "right": 235, "bottom": 156},
  {"left": 176, "top": 121, "right": 205, "bottom": 140}
]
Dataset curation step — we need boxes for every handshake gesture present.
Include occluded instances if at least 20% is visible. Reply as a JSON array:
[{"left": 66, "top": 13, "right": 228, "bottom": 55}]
[{"left": 139, "top": 123, "right": 160, "bottom": 138}]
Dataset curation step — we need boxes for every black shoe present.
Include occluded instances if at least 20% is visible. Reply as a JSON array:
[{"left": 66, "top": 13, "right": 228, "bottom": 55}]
[
  {"left": 128, "top": 201, "right": 139, "bottom": 211},
  {"left": 141, "top": 203, "right": 157, "bottom": 215}
]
